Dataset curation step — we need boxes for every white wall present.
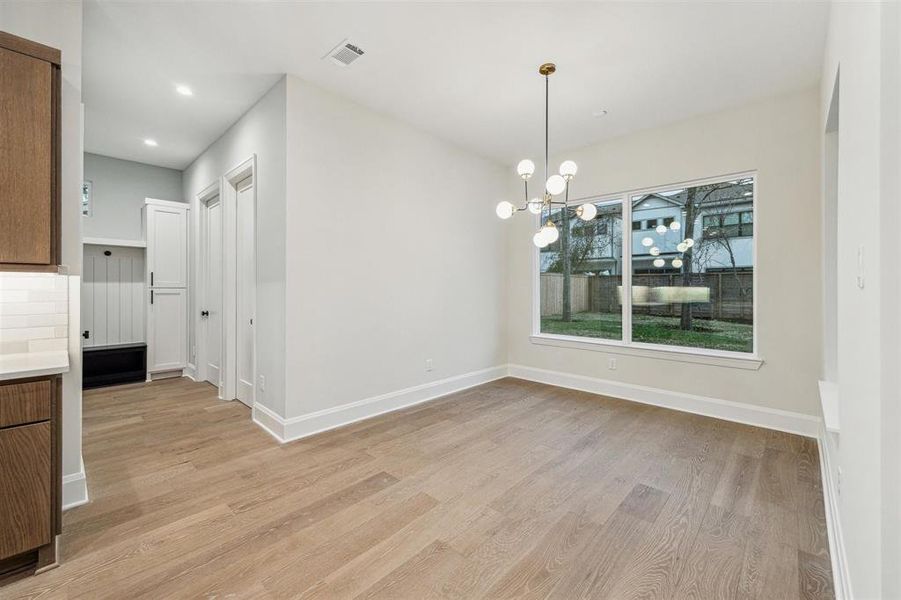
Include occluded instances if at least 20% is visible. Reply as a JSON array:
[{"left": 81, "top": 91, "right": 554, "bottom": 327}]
[
  {"left": 183, "top": 77, "right": 287, "bottom": 415},
  {"left": 820, "top": 2, "right": 901, "bottom": 597},
  {"left": 507, "top": 87, "right": 822, "bottom": 416},
  {"left": 83, "top": 153, "right": 183, "bottom": 241},
  {"left": 0, "top": 0, "right": 87, "bottom": 507},
  {"left": 283, "top": 75, "right": 507, "bottom": 420}
]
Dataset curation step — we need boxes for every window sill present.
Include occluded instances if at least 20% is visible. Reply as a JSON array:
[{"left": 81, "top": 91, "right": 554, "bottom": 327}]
[{"left": 529, "top": 334, "right": 763, "bottom": 370}]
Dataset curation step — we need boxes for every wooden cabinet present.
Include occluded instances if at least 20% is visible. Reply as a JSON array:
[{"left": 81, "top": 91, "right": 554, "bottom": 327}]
[
  {"left": 0, "top": 422, "right": 52, "bottom": 559},
  {"left": 0, "top": 32, "right": 61, "bottom": 271},
  {"left": 0, "top": 376, "right": 61, "bottom": 582}
]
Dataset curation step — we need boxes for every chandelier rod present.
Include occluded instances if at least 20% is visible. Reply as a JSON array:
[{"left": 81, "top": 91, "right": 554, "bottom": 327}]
[{"left": 544, "top": 72, "right": 549, "bottom": 194}]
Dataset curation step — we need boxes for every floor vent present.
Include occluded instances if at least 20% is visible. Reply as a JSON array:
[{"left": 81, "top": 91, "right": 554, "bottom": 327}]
[{"left": 325, "top": 39, "right": 365, "bottom": 67}]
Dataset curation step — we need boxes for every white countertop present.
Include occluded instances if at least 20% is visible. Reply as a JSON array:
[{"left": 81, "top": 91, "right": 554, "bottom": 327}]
[{"left": 0, "top": 351, "right": 70, "bottom": 381}]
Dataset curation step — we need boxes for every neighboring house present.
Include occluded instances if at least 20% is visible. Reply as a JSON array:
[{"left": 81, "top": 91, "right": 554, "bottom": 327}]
[{"left": 541, "top": 180, "right": 754, "bottom": 274}]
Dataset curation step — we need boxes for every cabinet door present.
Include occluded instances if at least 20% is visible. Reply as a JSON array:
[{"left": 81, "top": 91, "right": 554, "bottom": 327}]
[
  {"left": 148, "top": 288, "right": 187, "bottom": 372},
  {"left": 0, "top": 422, "right": 51, "bottom": 560},
  {"left": 0, "top": 46, "right": 53, "bottom": 266},
  {"left": 146, "top": 206, "right": 187, "bottom": 288}
]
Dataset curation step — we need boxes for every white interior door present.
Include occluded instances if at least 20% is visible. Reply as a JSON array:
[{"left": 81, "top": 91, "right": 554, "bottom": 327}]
[
  {"left": 202, "top": 196, "right": 222, "bottom": 387},
  {"left": 235, "top": 177, "right": 255, "bottom": 407}
]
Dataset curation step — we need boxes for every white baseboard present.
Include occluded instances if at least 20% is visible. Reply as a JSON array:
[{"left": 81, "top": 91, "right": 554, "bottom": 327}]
[
  {"left": 183, "top": 363, "right": 197, "bottom": 382},
  {"left": 252, "top": 365, "right": 508, "bottom": 444},
  {"left": 817, "top": 422, "right": 851, "bottom": 599},
  {"left": 507, "top": 364, "right": 821, "bottom": 437},
  {"left": 62, "top": 456, "right": 89, "bottom": 510}
]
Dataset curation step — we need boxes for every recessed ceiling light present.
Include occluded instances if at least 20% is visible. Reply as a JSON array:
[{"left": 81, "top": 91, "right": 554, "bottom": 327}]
[
  {"left": 592, "top": 109, "right": 609, "bottom": 118},
  {"left": 144, "top": 139, "right": 158, "bottom": 147},
  {"left": 175, "top": 84, "right": 193, "bottom": 96}
]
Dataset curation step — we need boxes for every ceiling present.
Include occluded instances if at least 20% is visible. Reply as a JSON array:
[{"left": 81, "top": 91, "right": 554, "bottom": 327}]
[{"left": 84, "top": 1, "right": 830, "bottom": 171}]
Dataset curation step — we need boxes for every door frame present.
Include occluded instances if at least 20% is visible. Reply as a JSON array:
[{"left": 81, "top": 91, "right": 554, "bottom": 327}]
[
  {"left": 196, "top": 181, "right": 222, "bottom": 397},
  {"left": 221, "top": 155, "right": 257, "bottom": 406}
]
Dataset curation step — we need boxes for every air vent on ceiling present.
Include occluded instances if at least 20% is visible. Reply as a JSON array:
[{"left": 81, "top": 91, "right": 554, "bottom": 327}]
[{"left": 325, "top": 39, "right": 365, "bottom": 67}]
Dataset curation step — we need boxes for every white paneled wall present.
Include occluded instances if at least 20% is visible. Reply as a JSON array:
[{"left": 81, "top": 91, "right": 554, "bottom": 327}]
[
  {"left": 82, "top": 245, "right": 145, "bottom": 347},
  {"left": 0, "top": 273, "right": 69, "bottom": 355}
]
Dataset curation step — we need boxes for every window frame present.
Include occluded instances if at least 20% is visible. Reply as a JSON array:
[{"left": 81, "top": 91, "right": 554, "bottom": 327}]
[{"left": 531, "top": 170, "right": 761, "bottom": 370}]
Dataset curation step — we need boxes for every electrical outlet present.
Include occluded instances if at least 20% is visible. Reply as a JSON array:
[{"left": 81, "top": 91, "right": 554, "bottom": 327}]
[
  {"left": 608, "top": 358, "right": 617, "bottom": 370},
  {"left": 259, "top": 374, "right": 266, "bottom": 392},
  {"left": 425, "top": 359, "right": 434, "bottom": 372}
]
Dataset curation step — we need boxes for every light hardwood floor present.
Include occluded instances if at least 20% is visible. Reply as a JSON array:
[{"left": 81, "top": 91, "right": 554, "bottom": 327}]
[{"left": 4, "top": 377, "right": 834, "bottom": 599}]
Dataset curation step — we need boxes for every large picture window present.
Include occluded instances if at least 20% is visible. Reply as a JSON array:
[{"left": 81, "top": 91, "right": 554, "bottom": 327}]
[{"left": 538, "top": 174, "right": 755, "bottom": 356}]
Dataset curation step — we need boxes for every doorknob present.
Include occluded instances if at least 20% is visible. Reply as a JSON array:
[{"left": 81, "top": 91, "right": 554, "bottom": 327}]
[{"left": 201, "top": 310, "right": 209, "bottom": 318}]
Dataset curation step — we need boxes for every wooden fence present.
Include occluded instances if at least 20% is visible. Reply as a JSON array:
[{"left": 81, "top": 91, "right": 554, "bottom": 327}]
[
  {"left": 540, "top": 273, "right": 591, "bottom": 315},
  {"left": 541, "top": 272, "right": 753, "bottom": 323}
]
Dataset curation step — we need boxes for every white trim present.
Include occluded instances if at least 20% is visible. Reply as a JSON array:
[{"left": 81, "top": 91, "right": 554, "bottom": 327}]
[
  {"left": 82, "top": 237, "right": 146, "bottom": 248},
  {"left": 530, "top": 334, "right": 763, "bottom": 370},
  {"left": 252, "top": 365, "right": 508, "bottom": 444},
  {"left": 818, "top": 379, "right": 840, "bottom": 434},
  {"left": 507, "top": 363, "right": 819, "bottom": 437},
  {"left": 62, "top": 456, "right": 89, "bottom": 510},
  {"left": 143, "top": 197, "right": 187, "bottom": 210},
  {"left": 817, "top": 421, "right": 851, "bottom": 599},
  {"left": 251, "top": 402, "right": 289, "bottom": 443},
  {"left": 195, "top": 180, "right": 222, "bottom": 390},
  {"left": 183, "top": 363, "right": 197, "bottom": 382},
  {"left": 220, "top": 155, "right": 257, "bottom": 406}
]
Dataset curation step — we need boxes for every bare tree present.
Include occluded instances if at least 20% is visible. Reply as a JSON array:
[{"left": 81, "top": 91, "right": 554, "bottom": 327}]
[{"left": 676, "top": 178, "right": 752, "bottom": 331}]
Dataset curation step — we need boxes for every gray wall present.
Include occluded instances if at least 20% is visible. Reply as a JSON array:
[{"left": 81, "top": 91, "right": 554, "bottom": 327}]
[{"left": 83, "top": 153, "right": 184, "bottom": 241}]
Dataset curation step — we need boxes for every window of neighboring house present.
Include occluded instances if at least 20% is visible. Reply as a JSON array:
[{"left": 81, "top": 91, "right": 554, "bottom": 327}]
[
  {"left": 573, "top": 220, "right": 608, "bottom": 238},
  {"left": 82, "top": 181, "right": 92, "bottom": 217},
  {"left": 535, "top": 173, "right": 755, "bottom": 357},
  {"left": 702, "top": 210, "right": 753, "bottom": 239}
]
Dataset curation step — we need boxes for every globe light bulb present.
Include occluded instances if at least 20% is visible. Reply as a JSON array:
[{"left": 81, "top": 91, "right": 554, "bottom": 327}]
[
  {"left": 517, "top": 159, "right": 536, "bottom": 179},
  {"left": 527, "top": 198, "right": 543, "bottom": 214},
  {"left": 546, "top": 174, "right": 566, "bottom": 196},
  {"left": 684, "top": 238, "right": 695, "bottom": 248},
  {"left": 653, "top": 258, "right": 665, "bottom": 268},
  {"left": 672, "top": 258, "right": 684, "bottom": 268},
  {"left": 641, "top": 237, "right": 654, "bottom": 247},
  {"left": 543, "top": 222, "right": 560, "bottom": 244},
  {"left": 576, "top": 203, "right": 597, "bottom": 221},
  {"left": 676, "top": 242, "right": 688, "bottom": 252},
  {"left": 495, "top": 201, "right": 515, "bottom": 220},
  {"left": 533, "top": 231, "right": 549, "bottom": 248},
  {"left": 559, "top": 160, "right": 578, "bottom": 180},
  {"left": 669, "top": 221, "right": 681, "bottom": 231},
  {"left": 656, "top": 224, "right": 667, "bottom": 235},
  {"left": 650, "top": 247, "right": 660, "bottom": 256}
]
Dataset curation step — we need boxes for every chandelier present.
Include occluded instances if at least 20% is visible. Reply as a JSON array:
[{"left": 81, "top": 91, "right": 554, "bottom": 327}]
[{"left": 495, "top": 63, "right": 597, "bottom": 247}]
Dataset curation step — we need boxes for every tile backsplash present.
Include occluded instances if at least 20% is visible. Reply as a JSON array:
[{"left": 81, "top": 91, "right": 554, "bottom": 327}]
[{"left": 0, "top": 273, "right": 69, "bottom": 355}]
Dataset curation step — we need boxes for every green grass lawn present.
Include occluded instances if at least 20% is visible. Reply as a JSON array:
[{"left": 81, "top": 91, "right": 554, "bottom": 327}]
[{"left": 541, "top": 312, "right": 753, "bottom": 353}]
